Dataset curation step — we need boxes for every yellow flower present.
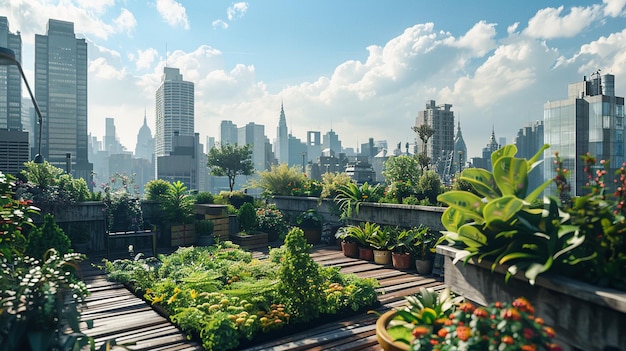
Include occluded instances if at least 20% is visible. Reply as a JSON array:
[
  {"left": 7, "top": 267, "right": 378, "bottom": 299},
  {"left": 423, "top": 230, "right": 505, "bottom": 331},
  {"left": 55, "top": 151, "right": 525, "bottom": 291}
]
[
  {"left": 190, "top": 289, "right": 198, "bottom": 299},
  {"left": 151, "top": 294, "right": 165, "bottom": 304},
  {"left": 173, "top": 287, "right": 182, "bottom": 294},
  {"left": 168, "top": 291, "right": 181, "bottom": 304}
]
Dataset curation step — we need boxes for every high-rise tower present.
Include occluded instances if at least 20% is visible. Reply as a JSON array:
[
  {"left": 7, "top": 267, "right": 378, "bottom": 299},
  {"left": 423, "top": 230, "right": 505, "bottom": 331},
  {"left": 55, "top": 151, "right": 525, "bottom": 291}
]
[
  {"left": 155, "top": 66, "right": 194, "bottom": 174},
  {"left": 544, "top": 73, "right": 625, "bottom": 195},
  {"left": 452, "top": 121, "right": 467, "bottom": 175},
  {"left": 35, "top": 19, "right": 92, "bottom": 183},
  {"left": 415, "top": 100, "right": 455, "bottom": 165},
  {"left": 275, "top": 102, "right": 289, "bottom": 164},
  {"left": 0, "top": 16, "right": 22, "bottom": 131},
  {"left": 135, "top": 112, "right": 154, "bottom": 161}
]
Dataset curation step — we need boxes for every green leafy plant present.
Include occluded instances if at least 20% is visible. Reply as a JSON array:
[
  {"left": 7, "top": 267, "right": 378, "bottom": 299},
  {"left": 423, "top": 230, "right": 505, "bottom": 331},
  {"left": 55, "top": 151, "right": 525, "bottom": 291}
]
[
  {"left": 25, "top": 214, "right": 72, "bottom": 259},
  {"left": 334, "top": 181, "right": 384, "bottom": 220},
  {"left": 162, "top": 181, "right": 195, "bottom": 225},
  {"left": 437, "top": 144, "right": 585, "bottom": 284},
  {"left": 277, "top": 227, "right": 324, "bottom": 323},
  {"left": 389, "top": 226, "right": 429, "bottom": 257},
  {"left": 337, "top": 222, "right": 380, "bottom": 248},
  {"left": 319, "top": 172, "right": 353, "bottom": 200},
  {"left": 554, "top": 152, "right": 626, "bottom": 289},
  {"left": 237, "top": 202, "right": 258, "bottom": 233},
  {"left": 0, "top": 171, "right": 38, "bottom": 260},
  {"left": 367, "top": 225, "right": 392, "bottom": 250},
  {"left": 295, "top": 209, "right": 323, "bottom": 229},
  {"left": 256, "top": 205, "right": 288, "bottom": 240},
  {"left": 384, "top": 287, "right": 462, "bottom": 345}
]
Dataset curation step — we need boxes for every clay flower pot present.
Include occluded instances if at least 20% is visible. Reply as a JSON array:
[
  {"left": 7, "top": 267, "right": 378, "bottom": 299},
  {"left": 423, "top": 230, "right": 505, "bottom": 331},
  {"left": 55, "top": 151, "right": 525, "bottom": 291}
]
[{"left": 375, "top": 310, "right": 410, "bottom": 351}]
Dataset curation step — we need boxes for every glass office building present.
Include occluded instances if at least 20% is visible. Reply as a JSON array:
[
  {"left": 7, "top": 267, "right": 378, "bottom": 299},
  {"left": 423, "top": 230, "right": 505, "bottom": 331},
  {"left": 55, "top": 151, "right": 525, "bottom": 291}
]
[
  {"left": 35, "top": 19, "right": 92, "bottom": 183},
  {"left": 544, "top": 73, "right": 625, "bottom": 195}
]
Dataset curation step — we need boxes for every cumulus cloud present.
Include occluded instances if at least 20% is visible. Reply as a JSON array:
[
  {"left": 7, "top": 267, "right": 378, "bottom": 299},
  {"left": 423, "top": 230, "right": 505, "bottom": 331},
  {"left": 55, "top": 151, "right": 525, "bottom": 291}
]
[
  {"left": 524, "top": 5, "right": 602, "bottom": 39},
  {"left": 113, "top": 8, "right": 137, "bottom": 35},
  {"left": 603, "top": 0, "right": 626, "bottom": 16},
  {"left": 75, "top": 0, "right": 115, "bottom": 14},
  {"left": 89, "top": 57, "right": 127, "bottom": 80},
  {"left": 156, "top": 0, "right": 190, "bottom": 29},
  {"left": 227, "top": 2, "right": 249, "bottom": 20},
  {"left": 132, "top": 48, "right": 159, "bottom": 70}
]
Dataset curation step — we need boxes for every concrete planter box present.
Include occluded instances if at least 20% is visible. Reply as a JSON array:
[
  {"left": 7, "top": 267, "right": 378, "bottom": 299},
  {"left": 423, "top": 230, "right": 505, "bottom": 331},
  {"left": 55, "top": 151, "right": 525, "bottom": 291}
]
[{"left": 437, "top": 245, "right": 626, "bottom": 351}]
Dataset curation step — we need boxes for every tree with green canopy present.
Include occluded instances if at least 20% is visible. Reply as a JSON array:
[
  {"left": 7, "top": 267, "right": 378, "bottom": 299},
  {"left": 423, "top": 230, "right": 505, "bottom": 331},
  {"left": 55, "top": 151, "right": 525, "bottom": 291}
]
[{"left": 207, "top": 143, "right": 254, "bottom": 191}]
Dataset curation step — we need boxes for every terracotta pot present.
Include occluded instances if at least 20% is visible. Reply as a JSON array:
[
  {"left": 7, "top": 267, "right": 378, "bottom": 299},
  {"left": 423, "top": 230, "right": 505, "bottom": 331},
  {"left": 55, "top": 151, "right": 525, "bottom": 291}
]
[
  {"left": 341, "top": 241, "right": 358, "bottom": 258},
  {"left": 392, "top": 252, "right": 412, "bottom": 270},
  {"left": 415, "top": 259, "right": 433, "bottom": 275},
  {"left": 359, "top": 247, "right": 374, "bottom": 261},
  {"left": 373, "top": 249, "right": 392, "bottom": 265},
  {"left": 375, "top": 310, "right": 411, "bottom": 351}
]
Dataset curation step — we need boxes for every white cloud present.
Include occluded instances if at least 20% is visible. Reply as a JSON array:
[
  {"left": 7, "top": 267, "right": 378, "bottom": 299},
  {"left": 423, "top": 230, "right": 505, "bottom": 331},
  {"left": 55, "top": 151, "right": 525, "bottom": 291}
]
[
  {"left": 156, "top": 0, "right": 190, "bottom": 29},
  {"left": 524, "top": 5, "right": 602, "bottom": 39},
  {"left": 89, "top": 57, "right": 127, "bottom": 80},
  {"left": 450, "top": 21, "right": 497, "bottom": 57},
  {"left": 75, "top": 0, "right": 115, "bottom": 14},
  {"left": 113, "top": 8, "right": 137, "bottom": 36},
  {"left": 133, "top": 48, "right": 159, "bottom": 70},
  {"left": 227, "top": 2, "right": 249, "bottom": 21},
  {"left": 212, "top": 20, "right": 229, "bottom": 29},
  {"left": 603, "top": 0, "right": 626, "bottom": 17}
]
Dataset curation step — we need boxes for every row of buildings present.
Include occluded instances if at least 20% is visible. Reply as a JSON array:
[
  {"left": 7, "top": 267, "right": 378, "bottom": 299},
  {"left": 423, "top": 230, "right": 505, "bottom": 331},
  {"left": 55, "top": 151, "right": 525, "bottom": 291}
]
[{"left": 1, "top": 17, "right": 624, "bottom": 197}]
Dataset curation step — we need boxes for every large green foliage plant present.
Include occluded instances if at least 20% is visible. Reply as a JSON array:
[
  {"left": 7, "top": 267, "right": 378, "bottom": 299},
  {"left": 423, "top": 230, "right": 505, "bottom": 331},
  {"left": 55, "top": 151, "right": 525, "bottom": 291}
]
[
  {"left": 207, "top": 143, "right": 254, "bottom": 192},
  {"left": 437, "top": 144, "right": 585, "bottom": 284}
]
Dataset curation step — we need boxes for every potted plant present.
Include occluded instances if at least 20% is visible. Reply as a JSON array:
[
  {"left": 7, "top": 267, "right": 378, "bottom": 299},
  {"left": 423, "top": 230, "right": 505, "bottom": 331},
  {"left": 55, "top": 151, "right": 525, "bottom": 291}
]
[
  {"left": 413, "top": 229, "right": 438, "bottom": 275},
  {"left": 295, "top": 209, "right": 324, "bottom": 244},
  {"left": 340, "top": 222, "right": 378, "bottom": 261},
  {"left": 367, "top": 225, "right": 393, "bottom": 265},
  {"left": 375, "top": 288, "right": 560, "bottom": 351},
  {"left": 230, "top": 202, "right": 268, "bottom": 249},
  {"left": 195, "top": 219, "right": 215, "bottom": 246},
  {"left": 256, "top": 205, "right": 288, "bottom": 242},
  {"left": 335, "top": 227, "right": 358, "bottom": 258},
  {"left": 389, "top": 226, "right": 424, "bottom": 270}
]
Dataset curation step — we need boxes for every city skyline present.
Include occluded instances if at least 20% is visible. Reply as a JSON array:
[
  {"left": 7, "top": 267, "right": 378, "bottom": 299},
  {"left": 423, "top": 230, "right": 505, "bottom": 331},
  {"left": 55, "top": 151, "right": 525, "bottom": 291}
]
[{"left": 1, "top": 1, "right": 626, "bottom": 158}]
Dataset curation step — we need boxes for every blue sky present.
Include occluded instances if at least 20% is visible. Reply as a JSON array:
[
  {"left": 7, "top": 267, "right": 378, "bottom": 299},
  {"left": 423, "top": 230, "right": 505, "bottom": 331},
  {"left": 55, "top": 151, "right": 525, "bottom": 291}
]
[{"left": 2, "top": 0, "right": 626, "bottom": 158}]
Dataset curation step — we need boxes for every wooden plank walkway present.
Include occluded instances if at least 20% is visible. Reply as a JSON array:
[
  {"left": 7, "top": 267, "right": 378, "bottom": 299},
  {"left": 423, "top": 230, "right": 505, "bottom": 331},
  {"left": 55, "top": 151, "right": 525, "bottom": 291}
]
[{"left": 78, "top": 245, "right": 444, "bottom": 350}]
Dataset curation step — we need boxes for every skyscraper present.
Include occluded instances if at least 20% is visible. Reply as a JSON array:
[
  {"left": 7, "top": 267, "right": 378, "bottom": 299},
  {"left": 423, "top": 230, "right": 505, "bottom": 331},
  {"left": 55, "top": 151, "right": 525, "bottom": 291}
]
[
  {"left": 415, "top": 100, "right": 455, "bottom": 165},
  {"left": 135, "top": 112, "right": 154, "bottom": 161},
  {"left": 0, "top": 16, "right": 22, "bottom": 131},
  {"left": 220, "top": 120, "right": 238, "bottom": 145},
  {"left": 452, "top": 122, "right": 467, "bottom": 175},
  {"left": 544, "top": 73, "right": 625, "bottom": 195},
  {"left": 35, "top": 19, "right": 92, "bottom": 183},
  {"left": 274, "top": 102, "right": 289, "bottom": 164},
  {"left": 155, "top": 66, "right": 194, "bottom": 163}
]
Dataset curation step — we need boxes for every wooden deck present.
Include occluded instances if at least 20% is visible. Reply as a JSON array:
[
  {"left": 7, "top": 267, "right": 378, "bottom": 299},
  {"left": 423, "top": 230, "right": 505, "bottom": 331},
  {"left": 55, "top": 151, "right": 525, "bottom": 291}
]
[{"left": 79, "top": 245, "right": 444, "bottom": 350}]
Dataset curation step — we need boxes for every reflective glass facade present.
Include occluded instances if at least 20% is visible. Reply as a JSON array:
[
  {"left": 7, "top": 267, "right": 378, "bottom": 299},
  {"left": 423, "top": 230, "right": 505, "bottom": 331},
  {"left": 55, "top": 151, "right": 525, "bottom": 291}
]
[{"left": 544, "top": 74, "right": 625, "bottom": 195}]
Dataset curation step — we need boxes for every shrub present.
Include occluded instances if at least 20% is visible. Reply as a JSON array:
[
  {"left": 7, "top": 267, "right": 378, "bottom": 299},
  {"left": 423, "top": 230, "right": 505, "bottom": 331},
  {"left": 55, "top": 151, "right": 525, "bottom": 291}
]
[
  {"left": 249, "top": 164, "right": 306, "bottom": 196},
  {"left": 256, "top": 205, "right": 288, "bottom": 239},
  {"left": 319, "top": 172, "right": 352, "bottom": 200},
  {"left": 102, "top": 173, "right": 144, "bottom": 231},
  {"left": 0, "top": 171, "right": 38, "bottom": 259},
  {"left": 195, "top": 191, "right": 214, "bottom": 204},
  {"left": 237, "top": 202, "right": 258, "bottom": 233},
  {"left": 144, "top": 179, "right": 171, "bottom": 201},
  {"left": 25, "top": 214, "right": 72, "bottom": 259},
  {"left": 195, "top": 219, "right": 215, "bottom": 236}
]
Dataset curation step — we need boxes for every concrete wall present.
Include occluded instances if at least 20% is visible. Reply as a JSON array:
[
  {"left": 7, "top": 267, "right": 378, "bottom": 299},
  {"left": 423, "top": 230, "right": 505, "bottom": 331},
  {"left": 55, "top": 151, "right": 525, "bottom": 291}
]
[{"left": 269, "top": 196, "right": 445, "bottom": 231}]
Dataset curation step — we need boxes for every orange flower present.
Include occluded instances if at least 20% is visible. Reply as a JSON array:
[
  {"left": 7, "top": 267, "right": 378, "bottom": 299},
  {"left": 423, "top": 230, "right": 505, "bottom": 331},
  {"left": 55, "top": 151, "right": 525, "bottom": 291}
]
[
  {"left": 459, "top": 302, "right": 475, "bottom": 313},
  {"left": 501, "top": 335, "right": 514, "bottom": 345},
  {"left": 412, "top": 326, "right": 430, "bottom": 338},
  {"left": 502, "top": 308, "right": 521, "bottom": 321},
  {"left": 473, "top": 307, "right": 488, "bottom": 318},
  {"left": 456, "top": 325, "right": 471, "bottom": 341},
  {"left": 543, "top": 326, "right": 556, "bottom": 338},
  {"left": 513, "top": 297, "right": 535, "bottom": 314},
  {"left": 535, "top": 317, "right": 544, "bottom": 325},
  {"left": 437, "top": 328, "right": 448, "bottom": 338},
  {"left": 522, "top": 345, "right": 537, "bottom": 351}
]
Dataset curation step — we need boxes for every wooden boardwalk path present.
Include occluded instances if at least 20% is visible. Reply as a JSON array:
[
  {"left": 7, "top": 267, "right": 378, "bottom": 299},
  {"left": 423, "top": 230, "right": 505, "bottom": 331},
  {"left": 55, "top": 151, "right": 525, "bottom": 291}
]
[{"left": 79, "top": 245, "right": 444, "bottom": 350}]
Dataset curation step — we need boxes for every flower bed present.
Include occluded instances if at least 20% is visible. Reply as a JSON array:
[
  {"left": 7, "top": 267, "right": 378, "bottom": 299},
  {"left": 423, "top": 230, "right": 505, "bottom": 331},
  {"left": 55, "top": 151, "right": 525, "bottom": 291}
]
[{"left": 103, "top": 228, "right": 379, "bottom": 351}]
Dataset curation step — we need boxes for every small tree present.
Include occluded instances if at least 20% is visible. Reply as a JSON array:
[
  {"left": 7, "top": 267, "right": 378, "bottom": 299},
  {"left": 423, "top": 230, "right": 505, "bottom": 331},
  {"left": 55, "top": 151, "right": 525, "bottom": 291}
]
[
  {"left": 207, "top": 143, "right": 254, "bottom": 191},
  {"left": 382, "top": 155, "right": 421, "bottom": 185}
]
